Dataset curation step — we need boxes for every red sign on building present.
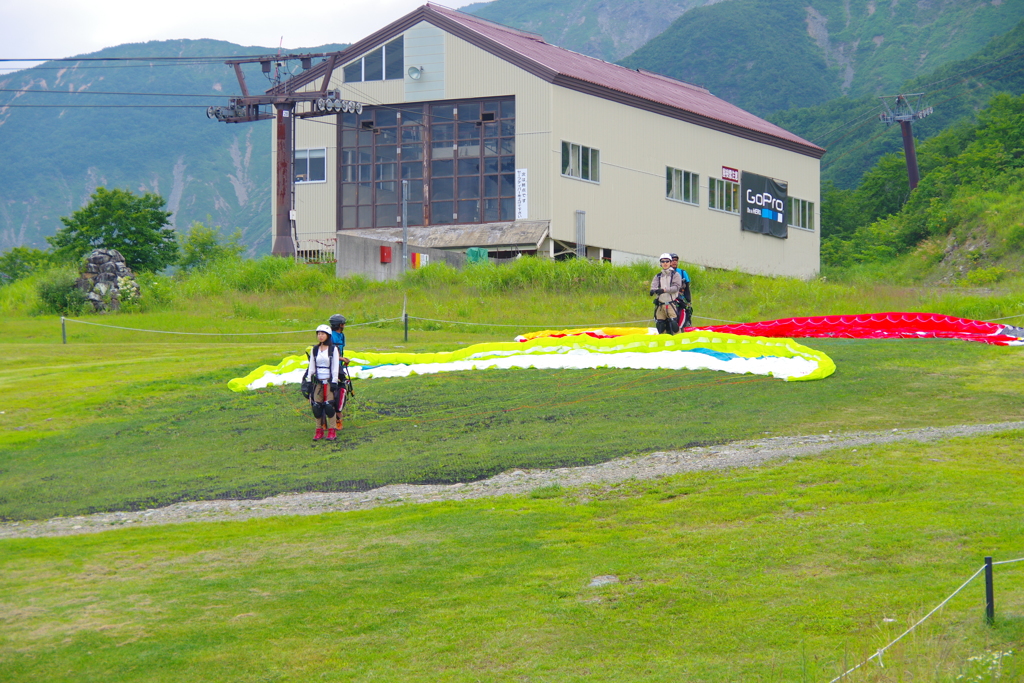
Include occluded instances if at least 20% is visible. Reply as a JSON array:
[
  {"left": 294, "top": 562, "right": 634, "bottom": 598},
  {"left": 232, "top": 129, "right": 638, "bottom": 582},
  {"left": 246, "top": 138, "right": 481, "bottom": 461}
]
[{"left": 722, "top": 166, "right": 740, "bottom": 182}]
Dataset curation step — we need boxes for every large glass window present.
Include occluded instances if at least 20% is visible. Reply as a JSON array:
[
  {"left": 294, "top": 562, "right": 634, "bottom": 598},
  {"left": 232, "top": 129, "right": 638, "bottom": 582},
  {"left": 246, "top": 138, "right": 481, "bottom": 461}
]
[
  {"left": 295, "top": 148, "right": 326, "bottom": 183},
  {"left": 343, "top": 36, "right": 404, "bottom": 83},
  {"left": 339, "top": 97, "right": 516, "bottom": 228},
  {"left": 787, "top": 197, "right": 815, "bottom": 231},
  {"left": 709, "top": 178, "right": 739, "bottom": 214},
  {"left": 561, "top": 141, "right": 600, "bottom": 182},
  {"left": 666, "top": 167, "right": 698, "bottom": 205}
]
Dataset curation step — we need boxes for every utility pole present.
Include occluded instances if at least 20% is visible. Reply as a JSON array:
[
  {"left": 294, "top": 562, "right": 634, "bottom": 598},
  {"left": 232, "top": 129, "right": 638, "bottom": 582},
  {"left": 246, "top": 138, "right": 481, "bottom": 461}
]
[
  {"left": 879, "top": 93, "right": 933, "bottom": 190},
  {"left": 208, "top": 53, "right": 359, "bottom": 257}
]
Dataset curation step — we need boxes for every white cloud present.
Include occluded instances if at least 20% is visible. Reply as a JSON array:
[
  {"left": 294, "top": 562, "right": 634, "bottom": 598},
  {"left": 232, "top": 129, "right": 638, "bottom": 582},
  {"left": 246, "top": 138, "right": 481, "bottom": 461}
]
[{"left": 1, "top": 0, "right": 479, "bottom": 72}]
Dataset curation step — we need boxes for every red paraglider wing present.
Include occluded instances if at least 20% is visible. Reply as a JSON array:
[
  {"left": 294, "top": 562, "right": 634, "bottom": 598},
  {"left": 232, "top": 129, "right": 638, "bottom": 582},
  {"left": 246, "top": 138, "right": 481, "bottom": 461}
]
[{"left": 698, "top": 312, "right": 1021, "bottom": 345}]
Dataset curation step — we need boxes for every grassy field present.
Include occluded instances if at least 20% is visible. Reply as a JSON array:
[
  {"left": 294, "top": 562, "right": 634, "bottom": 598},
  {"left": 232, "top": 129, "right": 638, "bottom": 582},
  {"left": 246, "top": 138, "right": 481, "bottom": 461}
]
[
  {"left": 2, "top": 334, "right": 1023, "bottom": 521},
  {"left": 2, "top": 258, "right": 1024, "bottom": 680},
  {"left": 2, "top": 435, "right": 1023, "bottom": 681}
]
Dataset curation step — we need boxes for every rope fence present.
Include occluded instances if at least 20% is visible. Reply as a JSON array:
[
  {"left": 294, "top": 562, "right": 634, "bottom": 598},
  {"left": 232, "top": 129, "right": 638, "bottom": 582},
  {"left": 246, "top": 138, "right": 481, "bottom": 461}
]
[
  {"left": 59, "top": 312, "right": 749, "bottom": 341},
  {"left": 829, "top": 555, "right": 1024, "bottom": 682},
  {"left": 58, "top": 309, "right": 1022, "bottom": 342}
]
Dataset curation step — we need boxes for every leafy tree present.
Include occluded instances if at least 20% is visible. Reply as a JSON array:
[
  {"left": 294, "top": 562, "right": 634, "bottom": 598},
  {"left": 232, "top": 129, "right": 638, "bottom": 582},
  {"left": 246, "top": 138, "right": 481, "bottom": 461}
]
[
  {"left": 851, "top": 153, "right": 912, "bottom": 224},
  {"left": 48, "top": 188, "right": 179, "bottom": 271},
  {"left": 0, "top": 246, "right": 52, "bottom": 285},
  {"left": 178, "top": 221, "right": 245, "bottom": 272},
  {"left": 819, "top": 182, "right": 859, "bottom": 240}
]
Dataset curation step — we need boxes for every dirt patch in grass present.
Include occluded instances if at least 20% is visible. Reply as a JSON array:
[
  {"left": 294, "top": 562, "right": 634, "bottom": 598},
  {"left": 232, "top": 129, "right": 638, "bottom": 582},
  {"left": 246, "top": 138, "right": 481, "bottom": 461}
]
[{"left": 3, "top": 421, "right": 1022, "bottom": 540}]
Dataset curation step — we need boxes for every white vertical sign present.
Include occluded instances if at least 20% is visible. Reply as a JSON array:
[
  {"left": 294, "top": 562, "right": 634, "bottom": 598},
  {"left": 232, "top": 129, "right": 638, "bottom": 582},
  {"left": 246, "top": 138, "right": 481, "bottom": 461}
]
[{"left": 515, "top": 168, "right": 528, "bottom": 220}]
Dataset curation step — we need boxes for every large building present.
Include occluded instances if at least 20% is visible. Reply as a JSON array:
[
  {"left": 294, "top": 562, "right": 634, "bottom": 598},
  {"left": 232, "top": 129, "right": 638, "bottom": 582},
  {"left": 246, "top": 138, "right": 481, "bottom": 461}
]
[{"left": 272, "top": 3, "right": 825, "bottom": 278}]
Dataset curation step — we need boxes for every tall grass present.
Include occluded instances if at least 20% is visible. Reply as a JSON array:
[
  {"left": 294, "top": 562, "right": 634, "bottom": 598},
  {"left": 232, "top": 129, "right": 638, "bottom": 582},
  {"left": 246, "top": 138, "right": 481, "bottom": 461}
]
[{"left": 5, "top": 254, "right": 1024, "bottom": 331}]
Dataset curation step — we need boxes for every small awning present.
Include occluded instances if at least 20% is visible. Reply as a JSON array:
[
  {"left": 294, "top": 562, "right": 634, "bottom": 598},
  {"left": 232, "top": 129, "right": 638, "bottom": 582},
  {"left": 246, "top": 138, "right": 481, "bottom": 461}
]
[{"left": 341, "top": 220, "right": 550, "bottom": 250}]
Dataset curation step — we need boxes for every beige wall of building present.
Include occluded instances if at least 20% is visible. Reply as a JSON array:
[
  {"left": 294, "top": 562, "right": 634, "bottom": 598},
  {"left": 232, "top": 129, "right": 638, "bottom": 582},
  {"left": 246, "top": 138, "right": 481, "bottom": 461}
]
[
  {"left": 274, "top": 20, "right": 821, "bottom": 279},
  {"left": 548, "top": 87, "right": 820, "bottom": 278}
]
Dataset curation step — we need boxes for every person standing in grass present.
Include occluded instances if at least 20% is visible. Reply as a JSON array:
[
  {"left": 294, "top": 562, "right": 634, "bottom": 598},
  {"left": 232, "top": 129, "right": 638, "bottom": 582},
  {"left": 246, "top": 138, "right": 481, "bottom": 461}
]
[
  {"left": 670, "top": 253, "right": 693, "bottom": 329},
  {"left": 328, "top": 313, "right": 352, "bottom": 430},
  {"left": 649, "top": 253, "right": 682, "bottom": 335},
  {"left": 306, "top": 324, "right": 342, "bottom": 441},
  {"left": 328, "top": 314, "right": 350, "bottom": 366}
]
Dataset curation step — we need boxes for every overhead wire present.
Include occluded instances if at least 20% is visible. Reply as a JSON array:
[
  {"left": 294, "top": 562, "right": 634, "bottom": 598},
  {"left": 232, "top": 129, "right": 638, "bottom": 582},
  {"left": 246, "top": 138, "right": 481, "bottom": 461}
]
[
  {"left": 0, "top": 55, "right": 314, "bottom": 63},
  {"left": 0, "top": 104, "right": 215, "bottom": 109},
  {"left": 0, "top": 88, "right": 234, "bottom": 98}
]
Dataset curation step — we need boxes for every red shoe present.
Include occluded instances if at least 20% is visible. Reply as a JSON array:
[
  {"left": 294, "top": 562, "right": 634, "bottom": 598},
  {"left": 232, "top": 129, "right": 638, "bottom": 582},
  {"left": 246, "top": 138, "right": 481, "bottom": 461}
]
[
  {"left": 314, "top": 427, "right": 324, "bottom": 440},
  {"left": 326, "top": 428, "right": 337, "bottom": 441}
]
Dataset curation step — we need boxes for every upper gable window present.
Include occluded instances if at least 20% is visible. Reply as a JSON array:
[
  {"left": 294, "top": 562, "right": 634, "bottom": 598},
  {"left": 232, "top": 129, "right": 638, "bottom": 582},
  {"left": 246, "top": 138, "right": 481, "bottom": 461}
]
[{"left": 344, "top": 36, "right": 404, "bottom": 83}]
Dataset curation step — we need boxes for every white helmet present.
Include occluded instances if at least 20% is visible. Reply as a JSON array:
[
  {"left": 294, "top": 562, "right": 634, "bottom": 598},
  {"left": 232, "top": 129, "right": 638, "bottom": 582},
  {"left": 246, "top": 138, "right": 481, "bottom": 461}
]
[
  {"left": 315, "top": 324, "right": 332, "bottom": 335},
  {"left": 659, "top": 253, "right": 672, "bottom": 261}
]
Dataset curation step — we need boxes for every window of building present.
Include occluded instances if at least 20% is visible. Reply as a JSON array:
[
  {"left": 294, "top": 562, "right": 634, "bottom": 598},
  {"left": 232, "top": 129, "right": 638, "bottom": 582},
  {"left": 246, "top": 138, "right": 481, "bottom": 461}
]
[
  {"left": 666, "top": 167, "right": 698, "bottom": 205},
  {"left": 339, "top": 97, "right": 516, "bottom": 228},
  {"left": 709, "top": 177, "right": 739, "bottom": 214},
  {"left": 343, "top": 36, "right": 404, "bottom": 83},
  {"left": 295, "top": 148, "right": 327, "bottom": 183},
  {"left": 787, "top": 197, "right": 815, "bottom": 231},
  {"left": 561, "top": 142, "right": 600, "bottom": 182}
]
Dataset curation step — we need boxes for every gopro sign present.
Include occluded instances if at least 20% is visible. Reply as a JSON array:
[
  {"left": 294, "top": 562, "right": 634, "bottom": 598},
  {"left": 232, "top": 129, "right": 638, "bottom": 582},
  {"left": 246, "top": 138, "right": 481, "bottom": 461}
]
[{"left": 741, "top": 171, "right": 789, "bottom": 239}]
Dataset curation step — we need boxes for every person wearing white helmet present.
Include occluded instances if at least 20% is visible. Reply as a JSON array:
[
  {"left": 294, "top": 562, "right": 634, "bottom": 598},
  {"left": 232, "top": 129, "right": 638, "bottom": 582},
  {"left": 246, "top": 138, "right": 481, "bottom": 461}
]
[
  {"left": 649, "top": 253, "right": 682, "bottom": 334},
  {"left": 304, "top": 324, "right": 342, "bottom": 441}
]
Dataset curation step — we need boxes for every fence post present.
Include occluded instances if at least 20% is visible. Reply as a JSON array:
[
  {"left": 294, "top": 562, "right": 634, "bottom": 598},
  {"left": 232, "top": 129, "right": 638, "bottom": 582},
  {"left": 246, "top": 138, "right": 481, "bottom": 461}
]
[
  {"left": 985, "top": 556, "right": 995, "bottom": 625},
  {"left": 61, "top": 317, "right": 67, "bottom": 344}
]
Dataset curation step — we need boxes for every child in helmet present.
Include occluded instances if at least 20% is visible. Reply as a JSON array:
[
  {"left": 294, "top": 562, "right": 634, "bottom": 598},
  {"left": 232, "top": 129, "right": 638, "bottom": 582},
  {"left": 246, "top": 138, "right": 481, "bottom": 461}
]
[
  {"left": 328, "top": 313, "right": 350, "bottom": 365},
  {"left": 305, "top": 324, "right": 342, "bottom": 441}
]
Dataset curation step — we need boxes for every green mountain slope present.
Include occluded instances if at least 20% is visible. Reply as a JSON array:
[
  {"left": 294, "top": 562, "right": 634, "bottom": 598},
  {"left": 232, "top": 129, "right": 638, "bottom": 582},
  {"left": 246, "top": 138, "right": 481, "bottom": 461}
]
[
  {"left": 465, "top": 0, "right": 718, "bottom": 62},
  {"left": 0, "top": 39, "right": 344, "bottom": 254},
  {"left": 821, "top": 90, "right": 1024, "bottom": 284},
  {"left": 769, "top": 17, "right": 1024, "bottom": 189},
  {"left": 619, "top": 0, "right": 1024, "bottom": 117}
]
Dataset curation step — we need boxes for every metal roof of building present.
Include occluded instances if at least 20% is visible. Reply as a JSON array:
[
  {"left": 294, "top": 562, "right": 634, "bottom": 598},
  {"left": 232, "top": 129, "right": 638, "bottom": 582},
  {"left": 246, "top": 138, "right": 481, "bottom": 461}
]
[
  {"left": 342, "top": 220, "right": 550, "bottom": 249},
  {"left": 279, "top": 3, "right": 824, "bottom": 159}
]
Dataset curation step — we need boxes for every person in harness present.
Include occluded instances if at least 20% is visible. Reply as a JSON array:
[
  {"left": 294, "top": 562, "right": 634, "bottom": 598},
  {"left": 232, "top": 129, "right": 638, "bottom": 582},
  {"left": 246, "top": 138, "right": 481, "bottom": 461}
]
[
  {"left": 670, "top": 253, "right": 693, "bottom": 329},
  {"left": 303, "top": 324, "right": 343, "bottom": 441},
  {"left": 328, "top": 314, "right": 350, "bottom": 365},
  {"left": 649, "top": 253, "right": 682, "bottom": 335},
  {"left": 327, "top": 313, "right": 354, "bottom": 426}
]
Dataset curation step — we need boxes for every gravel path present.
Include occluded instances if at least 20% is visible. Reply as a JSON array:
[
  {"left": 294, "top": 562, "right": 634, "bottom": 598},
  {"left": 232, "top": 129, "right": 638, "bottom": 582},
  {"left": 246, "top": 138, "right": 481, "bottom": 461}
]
[{"left": 3, "top": 421, "right": 1022, "bottom": 540}]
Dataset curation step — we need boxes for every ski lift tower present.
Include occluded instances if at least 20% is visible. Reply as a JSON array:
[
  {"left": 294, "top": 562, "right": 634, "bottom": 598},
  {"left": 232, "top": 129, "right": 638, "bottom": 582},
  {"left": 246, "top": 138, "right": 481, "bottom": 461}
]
[
  {"left": 207, "top": 53, "right": 350, "bottom": 257},
  {"left": 879, "top": 93, "right": 933, "bottom": 190}
]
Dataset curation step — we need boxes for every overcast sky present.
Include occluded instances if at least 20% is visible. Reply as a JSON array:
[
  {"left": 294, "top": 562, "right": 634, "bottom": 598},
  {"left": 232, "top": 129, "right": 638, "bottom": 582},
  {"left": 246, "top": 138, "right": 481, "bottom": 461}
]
[{"left": 1, "top": 0, "right": 478, "bottom": 73}]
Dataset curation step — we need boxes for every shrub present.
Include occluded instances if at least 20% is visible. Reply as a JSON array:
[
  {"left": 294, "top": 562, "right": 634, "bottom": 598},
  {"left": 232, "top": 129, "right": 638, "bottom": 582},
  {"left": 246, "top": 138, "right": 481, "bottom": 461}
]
[
  {"left": 272, "top": 263, "right": 337, "bottom": 293},
  {"left": 232, "top": 257, "right": 298, "bottom": 292},
  {"left": 0, "top": 276, "right": 39, "bottom": 315},
  {"left": 0, "top": 246, "right": 52, "bottom": 285},
  {"left": 35, "top": 267, "right": 87, "bottom": 316},
  {"left": 133, "top": 273, "right": 175, "bottom": 312},
  {"left": 962, "top": 266, "right": 1010, "bottom": 287},
  {"left": 178, "top": 221, "right": 245, "bottom": 272}
]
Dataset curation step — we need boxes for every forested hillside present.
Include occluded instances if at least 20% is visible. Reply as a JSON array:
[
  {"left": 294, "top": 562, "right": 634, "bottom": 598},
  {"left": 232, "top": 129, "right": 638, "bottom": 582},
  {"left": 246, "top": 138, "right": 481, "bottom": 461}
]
[
  {"left": 619, "top": 0, "right": 1024, "bottom": 117},
  {"left": 821, "top": 90, "right": 1024, "bottom": 284},
  {"left": 465, "top": 0, "right": 716, "bottom": 62},
  {"left": 0, "top": 39, "right": 344, "bottom": 254},
  {"left": 771, "top": 17, "right": 1024, "bottom": 191}
]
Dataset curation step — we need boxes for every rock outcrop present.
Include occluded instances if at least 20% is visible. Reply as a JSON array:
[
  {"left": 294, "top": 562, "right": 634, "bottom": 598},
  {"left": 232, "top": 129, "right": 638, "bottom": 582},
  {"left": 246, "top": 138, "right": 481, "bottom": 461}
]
[{"left": 76, "top": 249, "right": 139, "bottom": 312}]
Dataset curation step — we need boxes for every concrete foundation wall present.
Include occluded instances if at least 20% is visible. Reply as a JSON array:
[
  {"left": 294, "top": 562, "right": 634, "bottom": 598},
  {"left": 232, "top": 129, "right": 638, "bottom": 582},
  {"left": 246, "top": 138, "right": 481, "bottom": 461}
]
[{"left": 336, "top": 234, "right": 466, "bottom": 281}]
